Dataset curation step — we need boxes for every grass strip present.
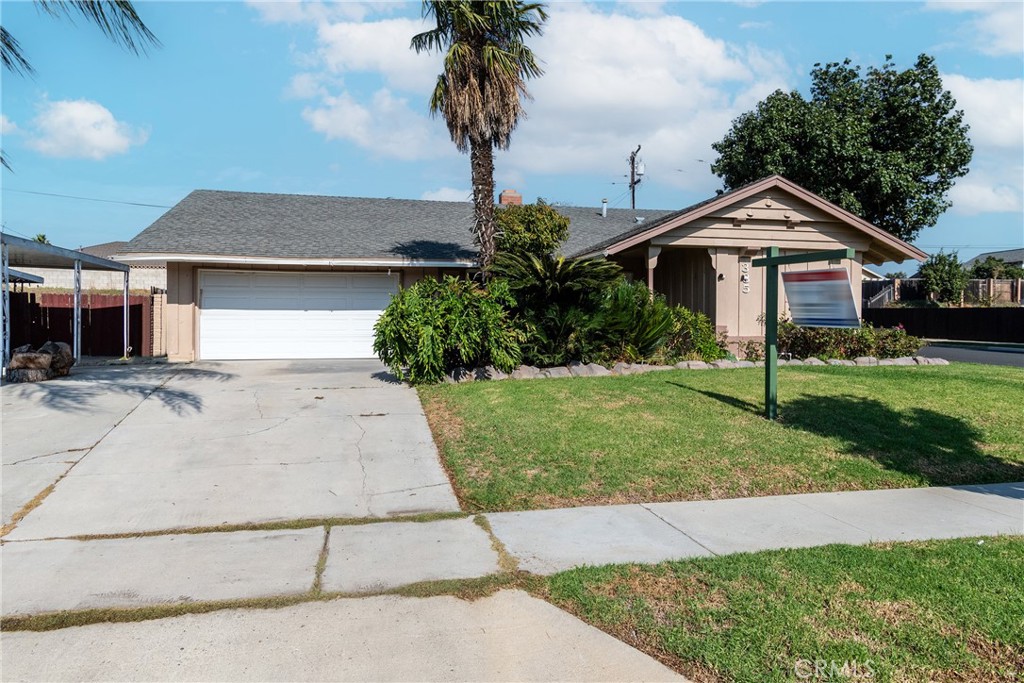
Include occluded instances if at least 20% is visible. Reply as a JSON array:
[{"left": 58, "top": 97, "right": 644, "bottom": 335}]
[{"left": 546, "top": 536, "right": 1024, "bottom": 683}]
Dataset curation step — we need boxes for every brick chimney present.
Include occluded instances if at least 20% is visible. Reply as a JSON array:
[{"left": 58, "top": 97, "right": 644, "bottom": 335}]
[{"left": 498, "top": 189, "right": 523, "bottom": 206}]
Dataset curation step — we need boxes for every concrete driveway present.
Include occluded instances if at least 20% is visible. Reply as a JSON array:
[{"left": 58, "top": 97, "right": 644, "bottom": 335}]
[{"left": 2, "top": 360, "right": 458, "bottom": 540}]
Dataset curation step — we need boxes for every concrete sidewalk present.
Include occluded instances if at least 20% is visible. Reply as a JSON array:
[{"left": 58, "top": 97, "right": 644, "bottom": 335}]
[
  {"left": 487, "top": 481, "right": 1024, "bottom": 574},
  {"left": 3, "top": 482, "right": 1020, "bottom": 618}
]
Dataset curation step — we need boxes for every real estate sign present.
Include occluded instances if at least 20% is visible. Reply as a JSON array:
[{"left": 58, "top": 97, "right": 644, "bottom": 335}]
[{"left": 782, "top": 269, "right": 860, "bottom": 328}]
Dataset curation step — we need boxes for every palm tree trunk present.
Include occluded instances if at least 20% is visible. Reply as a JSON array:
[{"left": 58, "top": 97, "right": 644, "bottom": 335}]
[{"left": 470, "top": 138, "right": 496, "bottom": 271}]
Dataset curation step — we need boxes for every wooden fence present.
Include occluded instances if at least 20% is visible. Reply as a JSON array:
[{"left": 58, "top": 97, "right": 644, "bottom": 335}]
[
  {"left": 9, "top": 292, "right": 155, "bottom": 356},
  {"left": 863, "top": 278, "right": 1023, "bottom": 306},
  {"left": 862, "top": 307, "right": 1024, "bottom": 343}
]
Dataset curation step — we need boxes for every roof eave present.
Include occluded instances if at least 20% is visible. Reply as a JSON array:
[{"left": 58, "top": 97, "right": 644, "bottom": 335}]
[{"left": 116, "top": 253, "right": 477, "bottom": 268}]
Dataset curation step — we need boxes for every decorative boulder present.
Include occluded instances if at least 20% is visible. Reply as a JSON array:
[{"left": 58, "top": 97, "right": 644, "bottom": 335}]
[
  {"left": 803, "top": 358, "right": 827, "bottom": 366},
  {"left": 446, "top": 367, "right": 474, "bottom": 383},
  {"left": 511, "top": 365, "right": 540, "bottom": 380},
  {"left": 734, "top": 360, "right": 756, "bottom": 368},
  {"left": 585, "top": 363, "right": 612, "bottom": 377},
  {"left": 854, "top": 356, "right": 878, "bottom": 366},
  {"left": 474, "top": 366, "right": 508, "bottom": 381},
  {"left": 687, "top": 361, "right": 711, "bottom": 370},
  {"left": 929, "top": 358, "right": 950, "bottom": 366},
  {"left": 611, "top": 362, "right": 631, "bottom": 375},
  {"left": 787, "top": 359, "right": 805, "bottom": 366},
  {"left": 892, "top": 357, "right": 917, "bottom": 366},
  {"left": 7, "top": 351, "right": 53, "bottom": 371},
  {"left": 38, "top": 341, "right": 75, "bottom": 377},
  {"left": 542, "top": 366, "right": 572, "bottom": 379},
  {"left": 711, "top": 360, "right": 736, "bottom": 369}
]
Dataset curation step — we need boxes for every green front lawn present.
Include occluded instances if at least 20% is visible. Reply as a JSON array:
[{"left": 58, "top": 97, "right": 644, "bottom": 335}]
[
  {"left": 546, "top": 537, "right": 1024, "bottom": 683},
  {"left": 419, "top": 364, "right": 1024, "bottom": 511}
]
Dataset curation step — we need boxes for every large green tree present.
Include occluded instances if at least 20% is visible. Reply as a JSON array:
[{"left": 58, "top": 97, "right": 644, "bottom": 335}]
[
  {"left": 711, "top": 54, "right": 972, "bottom": 243},
  {"left": 1, "top": 1, "right": 159, "bottom": 169},
  {"left": 411, "top": 0, "right": 547, "bottom": 269}
]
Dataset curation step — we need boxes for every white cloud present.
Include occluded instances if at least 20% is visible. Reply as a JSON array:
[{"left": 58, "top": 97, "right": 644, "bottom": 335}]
[
  {"left": 27, "top": 99, "right": 147, "bottom": 160},
  {"left": 302, "top": 88, "right": 449, "bottom": 161},
  {"left": 1, "top": 114, "right": 18, "bottom": 135},
  {"left": 739, "top": 20, "right": 772, "bottom": 30},
  {"left": 255, "top": 3, "right": 791, "bottom": 194},
  {"left": 421, "top": 187, "right": 470, "bottom": 202},
  {"left": 949, "top": 176, "right": 1023, "bottom": 215},
  {"left": 943, "top": 74, "right": 1024, "bottom": 152},
  {"left": 926, "top": 1, "right": 1024, "bottom": 56}
]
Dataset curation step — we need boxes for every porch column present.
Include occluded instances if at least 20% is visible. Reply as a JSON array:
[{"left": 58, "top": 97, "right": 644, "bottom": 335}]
[
  {"left": 2, "top": 242, "right": 10, "bottom": 372},
  {"left": 122, "top": 270, "right": 130, "bottom": 358},
  {"left": 646, "top": 246, "right": 662, "bottom": 294},
  {"left": 73, "top": 259, "right": 82, "bottom": 361}
]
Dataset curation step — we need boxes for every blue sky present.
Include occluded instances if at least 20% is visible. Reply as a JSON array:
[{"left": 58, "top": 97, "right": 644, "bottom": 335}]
[{"left": 1, "top": 0, "right": 1021, "bottom": 269}]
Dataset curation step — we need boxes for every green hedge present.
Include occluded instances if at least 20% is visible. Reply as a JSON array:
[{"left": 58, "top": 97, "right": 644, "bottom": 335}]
[
  {"left": 777, "top": 321, "right": 923, "bottom": 360},
  {"left": 373, "top": 276, "right": 523, "bottom": 384}
]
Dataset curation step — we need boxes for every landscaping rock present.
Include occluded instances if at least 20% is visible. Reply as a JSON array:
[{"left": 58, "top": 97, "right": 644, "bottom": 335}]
[
  {"left": 827, "top": 359, "right": 855, "bottom": 366},
  {"left": 776, "top": 359, "right": 788, "bottom": 366},
  {"left": 611, "top": 362, "right": 631, "bottom": 375},
  {"left": 567, "top": 361, "right": 586, "bottom": 377},
  {"left": 787, "top": 359, "right": 804, "bottom": 366},
  {"left": 734, "top": 360, "right": 756, "bottom": 369},
  {"left": 710, "top": 360, "right": 735, "bottom": 369},
  {"left": 5, "top": 368, "right": 52, "bottom": 383},
  {"left": 650, "top": 365, "right": 675, "bottom": 372},
  {"left": 542, "top": 366, "right": 572, "bottom": 379},
  {"left": 803, "top": 358, "right": 826, "bottom": 366},
  {"left": 447, "top": 367, "right": 474, "bottom": 383},
  {"left": 687, "top": 361, "right": 710, "bottom": 370},
  {"left": 474, "top": 366, "right": 508, "bottom": 381},
  {"left": 586, "top": 363, "right": 612, "bottom": 377},
  {"left": 38, "top": 341, "right": 74, "bottom": 377},
  {"left": 878, "top": 359, "right": 896, "bottom": 366},
  {"left": 7, "top": 352, "right": 53, "bottom": 371},
  {"left": 510, "top": 365, "right": 540, "bottom": 380},
  {"left": 854, "top": 356, "right": 878, "bottom": 366},
  {"left": 754, "top": 361, "right": 765, "bottom": 368},
  {"left": 892, "top": 357, "right": 917, "bottom": 366},
  {"left": 928, "top": 358, "right": 950, "bottom": 366}
]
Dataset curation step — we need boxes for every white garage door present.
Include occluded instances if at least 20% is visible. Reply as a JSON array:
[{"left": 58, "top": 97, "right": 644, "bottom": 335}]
[{"left": 199, "top": 271, "right": 399, "bottom": 360}]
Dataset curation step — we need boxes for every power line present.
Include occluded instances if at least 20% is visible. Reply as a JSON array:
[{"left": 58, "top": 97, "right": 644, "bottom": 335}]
[{"left": 4, "top": 188, "right": 172, "bottom": 209}]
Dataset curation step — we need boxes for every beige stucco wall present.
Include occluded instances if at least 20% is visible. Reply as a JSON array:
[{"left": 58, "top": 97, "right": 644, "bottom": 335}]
[
  {"left": 163, "top": 263, "right": 444, "bottom": 362},
  {"left": 649, "top": 191, "right": 869, "bottom": 340}
]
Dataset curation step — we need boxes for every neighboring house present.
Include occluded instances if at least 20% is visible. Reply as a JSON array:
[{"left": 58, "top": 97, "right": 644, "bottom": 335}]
[
  {"left": 962, "top": 248, "right": 1024, "bottom": 270},
  {"left": 120, "top": 175, "right": 925, "bottom": 361},
  {"left": 17, "top": 241, "right": 167, "bottom": 291}
]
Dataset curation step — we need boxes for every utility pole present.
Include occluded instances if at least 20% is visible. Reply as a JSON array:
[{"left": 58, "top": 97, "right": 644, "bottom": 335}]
[{"left": 628, "top": 145, "right": 643, "bottom": 210}]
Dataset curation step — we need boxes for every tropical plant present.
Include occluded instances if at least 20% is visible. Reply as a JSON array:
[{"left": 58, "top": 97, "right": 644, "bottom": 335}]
[
  {"left": 591, "top": 280, "right": 674, "bottom": 363},
  {"left": 411, "top": 0, "right": 547, "bottom": 269},
  {"left": 495, "top": 199, "right": 569, "bottom": 258},
  {"left": 491, "top": 251, "right": 621, "bottom": 365},
  {"left": 1, "top": 0, "right": 159, "bottom": 170},
  {"left": 662, "top": 306, "right": 727, "bottom": 362},
  {"left": 712, "top": 54, "right": 972, "bottom": 243},
  {"left": 920, "top": 251, "right": 969, "bottom": 304},
  {"left": 32, "top": 233, "right": 50, "bottom": 244},
  {"left": 373, "top": 275, "right": 522, "bottom": 384}
]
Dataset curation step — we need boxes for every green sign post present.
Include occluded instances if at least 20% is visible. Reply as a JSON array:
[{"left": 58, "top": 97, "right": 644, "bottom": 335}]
[{"left": 752, "top": 246, "right": 856, "bottom": 420}]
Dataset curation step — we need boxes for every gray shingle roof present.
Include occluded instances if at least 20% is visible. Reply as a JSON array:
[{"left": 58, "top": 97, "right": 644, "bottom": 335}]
[
  {"left": 962, "top": 248, "right": 1024, "bottom": 268},
  {"left": 122, "top": 189, "right": 674, "bottom": 262}
]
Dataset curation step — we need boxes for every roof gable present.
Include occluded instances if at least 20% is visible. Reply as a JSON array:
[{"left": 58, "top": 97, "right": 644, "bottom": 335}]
[{"left": 571, "top": 176, "right": 927, "bottom": 265}]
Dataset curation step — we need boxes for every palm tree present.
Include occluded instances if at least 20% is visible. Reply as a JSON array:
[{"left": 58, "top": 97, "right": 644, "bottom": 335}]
[
  {"left": 411, "top": 0, "right": 547, "bottom": 270},
  {"left": 1, "top": 1, "right": 159, "bottom": 169}
]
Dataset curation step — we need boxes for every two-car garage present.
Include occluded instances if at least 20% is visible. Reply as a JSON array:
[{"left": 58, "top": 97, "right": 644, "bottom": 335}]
[{"left": 198, "top": 270, "right": 399, "bottom": 360}]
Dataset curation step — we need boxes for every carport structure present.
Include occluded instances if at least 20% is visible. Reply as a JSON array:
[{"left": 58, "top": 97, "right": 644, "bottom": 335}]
[{"left": 1, "top": 232, "right": 130, "bottom": 371}]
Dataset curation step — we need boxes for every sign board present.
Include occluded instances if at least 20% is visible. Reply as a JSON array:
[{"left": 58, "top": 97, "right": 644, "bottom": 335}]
[{"left": 782, "top": 269, "right": 860, "bottom": 328}]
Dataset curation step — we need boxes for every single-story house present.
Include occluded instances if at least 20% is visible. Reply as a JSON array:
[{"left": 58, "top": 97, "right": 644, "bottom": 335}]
[
  {"left": 119, "top": 175, "right": 925, "bottom": 361},
  {"left": 962, "top": 248, "right": 1024, "bottom": 270}
]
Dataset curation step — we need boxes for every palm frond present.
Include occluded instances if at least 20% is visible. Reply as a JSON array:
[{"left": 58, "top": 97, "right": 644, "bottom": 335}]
[
  {"left": 1, "top": 26, "right": 35, "bottom": 75},
  {"left": 36, "top": 0, "right": 160, "bottom": 54}
]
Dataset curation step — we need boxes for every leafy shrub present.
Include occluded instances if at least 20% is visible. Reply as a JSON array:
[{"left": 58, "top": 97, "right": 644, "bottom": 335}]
[
  {"left": 920, "top": 251, "right": 969, "bottom": 304},
  {"left": 373, "top": 276, "right": 522, "bottom": 384},
  {"left": 495, "top": 199, "right": 570, "bottom": 258},
  {"left": 660, "top": 307, "right": 727, "bottom": 362},
  {"left": 738, "top": 339, "right": 765, "bottom": 361},
  {"left": 491, "top": 252, "right": 622, "bottom": 366},
  {"left": 591, "top": 280, "right": 675, "bottom": 363},
  {"left": 969, "top": 256, "right": 1024, "bottom": 280},
  {"left": 778, "top": 320, "right": 922, "bottom": 360}
]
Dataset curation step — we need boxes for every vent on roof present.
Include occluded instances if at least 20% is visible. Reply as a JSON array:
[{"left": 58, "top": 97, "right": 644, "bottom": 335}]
[{"left": 634, "top": 216, "right": 645, "bottom": 224}]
